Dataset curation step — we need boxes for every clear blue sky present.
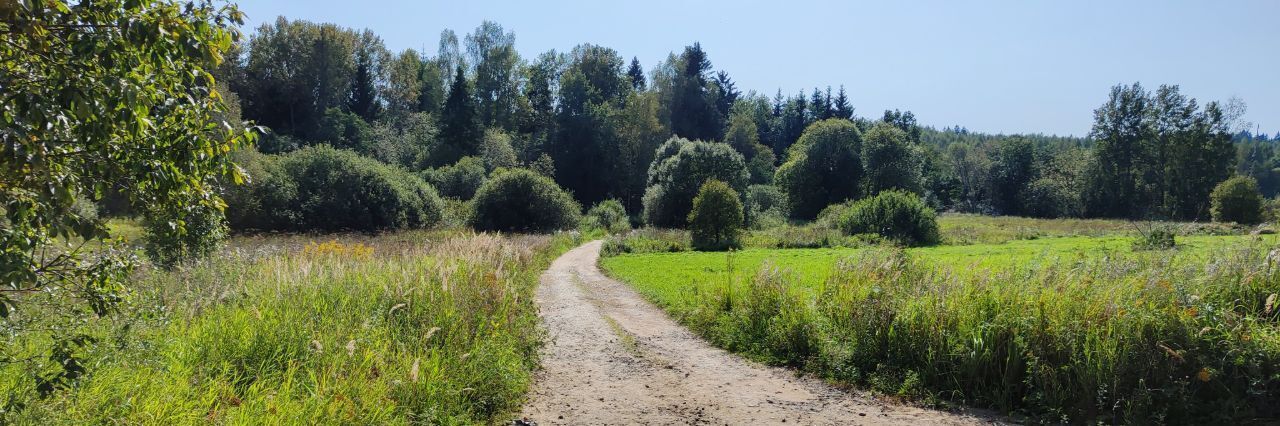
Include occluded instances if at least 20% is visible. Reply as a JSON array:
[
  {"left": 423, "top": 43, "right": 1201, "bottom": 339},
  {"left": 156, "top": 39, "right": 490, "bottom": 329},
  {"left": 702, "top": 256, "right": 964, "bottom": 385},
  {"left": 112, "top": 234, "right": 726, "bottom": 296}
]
[{"left": 235, "top": 0, "right": 1278, "bottom": 137}]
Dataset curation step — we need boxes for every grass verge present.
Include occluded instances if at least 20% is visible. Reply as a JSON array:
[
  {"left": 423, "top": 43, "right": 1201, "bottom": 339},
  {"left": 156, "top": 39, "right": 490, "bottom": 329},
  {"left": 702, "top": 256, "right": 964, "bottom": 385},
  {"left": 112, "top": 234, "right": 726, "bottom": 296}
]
[{"left": 1, "top": 230, "right": 582, "bottom": 424}]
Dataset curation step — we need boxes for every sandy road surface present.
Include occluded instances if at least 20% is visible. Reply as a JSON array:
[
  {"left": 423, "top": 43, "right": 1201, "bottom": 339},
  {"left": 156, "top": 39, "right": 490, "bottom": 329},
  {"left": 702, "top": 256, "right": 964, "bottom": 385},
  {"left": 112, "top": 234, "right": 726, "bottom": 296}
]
[{"left": 519, "top": 240, "right": 997, "bottom": 425}]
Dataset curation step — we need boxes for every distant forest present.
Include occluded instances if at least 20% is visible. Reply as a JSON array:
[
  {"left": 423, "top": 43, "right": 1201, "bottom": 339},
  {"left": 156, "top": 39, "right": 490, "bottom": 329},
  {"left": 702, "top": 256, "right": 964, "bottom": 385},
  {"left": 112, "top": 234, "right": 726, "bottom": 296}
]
[{"left": 215, "top": 17, "right": 1277, "bottom": 221}]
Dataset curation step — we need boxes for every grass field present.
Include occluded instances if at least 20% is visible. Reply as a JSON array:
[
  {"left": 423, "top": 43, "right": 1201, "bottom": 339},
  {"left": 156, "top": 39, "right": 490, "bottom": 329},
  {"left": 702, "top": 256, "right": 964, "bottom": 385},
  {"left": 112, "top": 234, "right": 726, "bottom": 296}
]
[
  {"left": 601, "top": 222, "right": 1280, "bottom": 423},
  {"left": 604, "top": 234, "right": 1278, "bottom": 302},
  {"left": 1, "top": 229, "right": 582, "bottom": 424}
]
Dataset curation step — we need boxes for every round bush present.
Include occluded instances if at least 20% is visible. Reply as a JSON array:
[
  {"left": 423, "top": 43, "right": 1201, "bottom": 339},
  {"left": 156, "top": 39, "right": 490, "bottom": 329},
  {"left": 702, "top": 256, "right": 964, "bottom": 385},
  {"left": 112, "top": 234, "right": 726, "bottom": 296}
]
[
  {"left": 423, "top": 156, "right": 486, "bottom": 200},
  {"left": 1210, "top": 176, "right": 1264, "bottom": 224},
  {"left": 775, "top": 119, "right": 863, "bottom": 220},
  {"left": 689, "top": 180, "right": 744, "bottom": 251},
  {"left": 585, "top": 199, "right": 631, "bottom": 234},
  {"left": 642, "top": 137, "right": 749, "bottom": 228},
  {"left": 468, "top": 168, "right": 581, "bottom": 233},
  {"left": 226, "top": 146, "right": 442, "bottom": 232},
  {"left": 837, "top": 190, "right": 940, "bottom": 246}
]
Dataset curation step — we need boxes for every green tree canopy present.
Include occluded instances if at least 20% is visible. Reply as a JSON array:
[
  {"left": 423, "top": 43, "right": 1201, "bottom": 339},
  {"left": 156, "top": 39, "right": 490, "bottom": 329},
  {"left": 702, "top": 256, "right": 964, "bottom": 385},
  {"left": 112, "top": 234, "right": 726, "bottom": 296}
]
[
  {"left": 775, "top": 119, "right": 864, "bottom": 219},
  {"left": 1, "top": 0, "right": 254, "bottom": 360}
]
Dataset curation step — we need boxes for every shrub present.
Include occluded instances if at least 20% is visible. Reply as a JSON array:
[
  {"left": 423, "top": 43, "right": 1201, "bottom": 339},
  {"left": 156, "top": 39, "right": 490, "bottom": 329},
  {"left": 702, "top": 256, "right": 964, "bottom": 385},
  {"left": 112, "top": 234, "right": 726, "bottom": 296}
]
[
  {"left": 424, "top": 156, "right": 487, "bottom": 200},
  {"left": 222, "top": 149, "right": 299, "bottom": 231},
  {"left": 225, "top": 146, "right": 442, "bottom": 232},
  {"left": 143, "top": 201, "right": 228, "bottom": 269},
  {"left": 688, "top": 180, "right": 744, "bottom": 251},
  {"left": 642, "top": 137, "right": 749, "bottom": 228},
  {"left": 745, "top": 184, "right": 789, "bottom": 229},
  {"left": 1211, "top": 176, "right": 1264, "bottom": 224},
  {"left": 468, "top": 168, "right": 581, "bottom": 233},
  {"left": 836, "top": 190, "right": 940, "bottom": 246},
  {"left": 1132, "top": 224, "right": 1177, "bottom": 250},
  {"left": 775, "top": 119, "right": 864, "bottom": 220},
  {"left": 584, "top": 199, "right": 631, "bottom": 234}
]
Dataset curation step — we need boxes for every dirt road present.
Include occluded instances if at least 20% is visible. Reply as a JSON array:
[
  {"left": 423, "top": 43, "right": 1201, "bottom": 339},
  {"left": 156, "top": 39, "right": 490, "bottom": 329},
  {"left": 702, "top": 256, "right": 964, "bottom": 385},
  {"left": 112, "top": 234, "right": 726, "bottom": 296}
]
[{"left": 519, "top": 240, "right": 995, "bottom": 425}]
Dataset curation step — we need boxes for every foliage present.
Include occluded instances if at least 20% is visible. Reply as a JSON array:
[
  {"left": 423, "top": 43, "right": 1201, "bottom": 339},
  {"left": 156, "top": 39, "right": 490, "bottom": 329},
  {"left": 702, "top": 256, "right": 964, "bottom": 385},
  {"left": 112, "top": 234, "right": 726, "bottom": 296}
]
[
  {"left": 1211, "top": 176, "right": 1264, "bottom": 224},
  {"left": 642, "top": 137, "right": 749, "bottom": 228},
  {"left": 367, "top": 112, "right": 437, "bottom": 169},
  {"left": 688, "top": 180, "right": 744, "bottom": 251},
  {"left": 226, "top": 146, "right": 442, "bottom": 232},
  {"left": 836, "top": 191, "right": 941, "bottom": 246},
  {"left": 584, "top": 199, "right": 631, "bottom": 234},
  {"left": 480, "top": 129, "right": 519, "bottom": 172},
  {"left": 0, "top": 0, "right": 253, "bottom": 383},
  {"left": 861, "top": 122, "right": 922, "bottom": 195},
  {"left": 744, "top": 185, "right": 790, "bottom": 229},
  {"left": 1019, "top": 177, "right": 1080, "bottom": 219},
  {"left": 423, "top": 156, "right": 487, "bottom": 200},
  {"left": 986, "top": 137, "right": 1035, "bottom": 215},
  {"left": 468, "top": 168, "right": 581, "bottom": 233},
  {"left": 1087, "top": 83, "right": 1236, "bottom": 219},
  {"left": 314, "top": 107, "right": 373, "bottom": 152},
  {"left": 775, "top": 119, "right": 864, "bottom": 219},
  {"left": 143, "top": 202, "right": 229, "bottom": 269}
]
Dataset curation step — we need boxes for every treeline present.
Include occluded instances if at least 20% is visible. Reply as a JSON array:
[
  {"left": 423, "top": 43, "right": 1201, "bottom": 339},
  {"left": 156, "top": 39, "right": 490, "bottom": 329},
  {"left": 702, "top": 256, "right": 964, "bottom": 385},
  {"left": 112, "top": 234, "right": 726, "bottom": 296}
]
[{"left": 216, "top": 17, "right": 1272, "bottom": 229}]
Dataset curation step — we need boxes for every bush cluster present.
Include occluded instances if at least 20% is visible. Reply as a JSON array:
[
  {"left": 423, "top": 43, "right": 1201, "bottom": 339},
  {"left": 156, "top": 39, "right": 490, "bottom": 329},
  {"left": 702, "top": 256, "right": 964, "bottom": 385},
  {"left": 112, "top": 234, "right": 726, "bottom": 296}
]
[
  {"left": 642, "top": 137, "right": 749, "bottom": 228},
  {"left": 225, "top": 146, "right": 443, "bottom": 232},
  {"left": 468, "top": 168, "right": 581, "bottom": 233},
  {"left": 584, "top": 199, "right": 631, "bottom": 234},
  {"left": 835, "top": 190, "right": 940, "bottom": 246},
  {"left": 1211, "top": 176, "right": 1264, "bottom": 224},
  {"left": 423, "top": 156, "right": 486, "bottom": 199}
]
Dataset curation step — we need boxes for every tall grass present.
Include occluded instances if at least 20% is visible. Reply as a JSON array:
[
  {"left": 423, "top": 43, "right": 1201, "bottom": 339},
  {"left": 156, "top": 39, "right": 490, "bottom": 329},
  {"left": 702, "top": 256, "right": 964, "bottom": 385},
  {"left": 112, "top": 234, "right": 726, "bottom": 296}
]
[
  {"left": 0, "top": 230, "right": 579, "bottom": 424},
  {"left": 629, "top": 244, "right": 1280, "bottom": 423}
]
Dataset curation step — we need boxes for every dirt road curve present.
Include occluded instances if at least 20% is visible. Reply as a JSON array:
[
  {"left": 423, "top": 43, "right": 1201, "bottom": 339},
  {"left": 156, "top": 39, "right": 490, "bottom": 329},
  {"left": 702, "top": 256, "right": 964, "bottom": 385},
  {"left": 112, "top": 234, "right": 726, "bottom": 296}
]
[{"left": 519, "top": 240, "right": 996, "bottom": 425}]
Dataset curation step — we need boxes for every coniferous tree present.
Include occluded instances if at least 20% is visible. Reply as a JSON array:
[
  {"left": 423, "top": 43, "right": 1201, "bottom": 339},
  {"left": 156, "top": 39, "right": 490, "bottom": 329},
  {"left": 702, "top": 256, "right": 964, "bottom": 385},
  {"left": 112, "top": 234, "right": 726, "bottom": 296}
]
[
  {"left": 833, "top": 86, "right": 854, "bottom": 120},
  {"left": 347, "top": 30, "right": 386, "bottom": 122},
  {"left": 627, "top": 57, "right": 647, "bottom": 91},
  {"left": 436, "top": 65, "right": 481, "bottom": 166},
  {"left": 714, "top": 71, "right": 740, "bottom": 125},
  {"left": 670, "top": 42, "right": 720, "bottom": 141}
]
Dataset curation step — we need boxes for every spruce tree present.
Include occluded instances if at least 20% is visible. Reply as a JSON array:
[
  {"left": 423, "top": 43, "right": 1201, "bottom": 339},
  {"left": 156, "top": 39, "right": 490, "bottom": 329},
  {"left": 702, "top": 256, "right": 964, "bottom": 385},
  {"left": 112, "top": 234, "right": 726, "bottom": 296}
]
[
  {"left": 436, "top": 65, "right": 481, "bottom": 166},
  {"left": 833, "top": 86, "right": 854, "bottom": 120},
  {"left": 627, "top": 57, "right": 646, "bottom": 91}
]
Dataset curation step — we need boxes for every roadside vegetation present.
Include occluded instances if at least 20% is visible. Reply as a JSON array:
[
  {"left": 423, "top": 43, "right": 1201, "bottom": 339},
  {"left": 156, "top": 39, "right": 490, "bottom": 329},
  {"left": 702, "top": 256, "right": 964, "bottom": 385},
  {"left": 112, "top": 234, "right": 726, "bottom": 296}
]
[
  {"left": 602, "top": 219, "right": 1280, "bottom": 423},
  {"left": 1, "top": 230, "right": 582, "bottom": 423}
]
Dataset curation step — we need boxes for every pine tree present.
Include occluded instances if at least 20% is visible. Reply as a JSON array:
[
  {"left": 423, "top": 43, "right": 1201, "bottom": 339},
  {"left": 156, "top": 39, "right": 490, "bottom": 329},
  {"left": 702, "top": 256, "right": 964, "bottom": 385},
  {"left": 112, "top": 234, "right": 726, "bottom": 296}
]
[
  {"left": 627, "top": 57, "right": 646, "bottom": 91},
  {"left": 436, "top": 65, "right": 480, "bottom": 166}
]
